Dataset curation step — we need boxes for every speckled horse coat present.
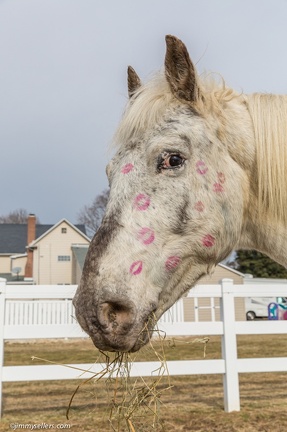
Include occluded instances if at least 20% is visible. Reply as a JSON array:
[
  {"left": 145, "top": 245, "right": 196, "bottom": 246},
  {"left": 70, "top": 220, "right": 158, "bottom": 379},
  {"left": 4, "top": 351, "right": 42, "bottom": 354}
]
[{"left": 74, "top": 35, "right": 287, "bottom": 353}]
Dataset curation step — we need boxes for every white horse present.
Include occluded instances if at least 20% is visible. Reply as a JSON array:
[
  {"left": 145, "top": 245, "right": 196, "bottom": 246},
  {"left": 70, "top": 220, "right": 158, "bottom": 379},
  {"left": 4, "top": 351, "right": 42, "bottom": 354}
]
[{"left": 74, "top": 35, "right": 287, "bottom": 352}]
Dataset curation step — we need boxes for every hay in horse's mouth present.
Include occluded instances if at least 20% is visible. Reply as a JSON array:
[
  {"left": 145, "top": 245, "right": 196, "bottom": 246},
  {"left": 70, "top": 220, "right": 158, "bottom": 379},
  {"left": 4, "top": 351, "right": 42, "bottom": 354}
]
[
  {"left": 88, "top": 312, "right": 157, "bottom": 353},
  {"left": 64, "top": 331, "right": 209, "bottom": 428},
  {"left": 66, "top": 329, "right": 172, "bottom": 428}
]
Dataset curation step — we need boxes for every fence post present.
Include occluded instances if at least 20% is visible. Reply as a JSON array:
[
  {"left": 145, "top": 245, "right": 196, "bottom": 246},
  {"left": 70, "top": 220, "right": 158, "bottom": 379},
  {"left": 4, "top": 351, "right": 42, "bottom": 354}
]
[
  {"left": 220, "top": 278, "right": 240, "bottom": 412},
  {"left": 0, "top": 278, "right": 6, "bottom": 417}
]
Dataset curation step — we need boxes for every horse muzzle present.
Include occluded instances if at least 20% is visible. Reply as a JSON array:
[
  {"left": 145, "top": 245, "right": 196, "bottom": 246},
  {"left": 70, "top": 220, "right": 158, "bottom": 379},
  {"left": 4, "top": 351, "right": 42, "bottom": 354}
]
[{"left": 73, "top": 290, "right": 157, "bottom": 352}]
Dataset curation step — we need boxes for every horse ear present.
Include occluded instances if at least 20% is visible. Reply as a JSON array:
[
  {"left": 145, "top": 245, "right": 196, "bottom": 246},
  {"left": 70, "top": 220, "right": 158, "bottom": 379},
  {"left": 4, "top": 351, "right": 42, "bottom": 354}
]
[
  {"left": 165, "top": 35, "right": 200, "bottom": 103},
  {"left": 127, "top": 66, "right": 141, "bottom": 98}
]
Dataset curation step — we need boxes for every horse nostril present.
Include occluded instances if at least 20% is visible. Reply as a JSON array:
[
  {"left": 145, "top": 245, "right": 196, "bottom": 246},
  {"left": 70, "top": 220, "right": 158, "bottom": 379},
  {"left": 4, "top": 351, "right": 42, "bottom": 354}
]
[{"left": 98, "top": 301, "right": 136, "bottom": 333}]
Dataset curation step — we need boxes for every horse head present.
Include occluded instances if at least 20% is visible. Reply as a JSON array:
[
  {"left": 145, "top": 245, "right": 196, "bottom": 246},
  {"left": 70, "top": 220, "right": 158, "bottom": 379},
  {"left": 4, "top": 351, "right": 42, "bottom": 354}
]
[{"left": 73, "top": 35, "right": 253, "bottom": 352}]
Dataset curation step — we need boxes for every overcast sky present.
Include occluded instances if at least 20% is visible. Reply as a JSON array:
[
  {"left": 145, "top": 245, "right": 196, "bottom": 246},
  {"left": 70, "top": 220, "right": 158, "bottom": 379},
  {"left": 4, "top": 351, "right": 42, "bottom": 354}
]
[{"left": 1, "top": 0, "right": 287, "bottom": 224}]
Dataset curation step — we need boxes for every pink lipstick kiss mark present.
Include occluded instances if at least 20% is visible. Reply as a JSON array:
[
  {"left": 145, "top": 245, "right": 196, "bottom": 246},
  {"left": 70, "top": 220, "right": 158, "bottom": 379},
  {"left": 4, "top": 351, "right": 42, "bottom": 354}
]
[
  {"left": 213, "top": 183, "right": 224, "bottom": 193},
  {"left": 196, "top": 160, "right": 208, "bottom": 175},
  {"left": 195, "top": 201, "right": 205, "bottom": 212},
  {"left": 130, "top": 260, "right": 143, "bottom": 275},
  {"left": 165, "top": 256, "right": 181, "bottom": 271},
  {"left": 218, "top": 172, "right": 226, "bottom": 184},
  {"left": 121, "top": 163, "right": 134, "bottom": 174},
  {"left": 137, "top": 227, "right": 155, "bottom": 245},
  {"left": 133, "top": 193, "right": 151, "bottom": 211},
  {"left": 202, "top": 234, "right": 215, "bottom": 248}
]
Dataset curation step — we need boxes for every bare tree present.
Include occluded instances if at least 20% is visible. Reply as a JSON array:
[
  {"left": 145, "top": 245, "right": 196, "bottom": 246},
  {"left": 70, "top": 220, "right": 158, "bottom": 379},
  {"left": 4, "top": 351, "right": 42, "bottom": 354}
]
[
  {"left": 0, "top": 208, "right": 29, "bottom": 223},
  {"left": 77, "top": 189, "right": 109, "bottom": 237}
]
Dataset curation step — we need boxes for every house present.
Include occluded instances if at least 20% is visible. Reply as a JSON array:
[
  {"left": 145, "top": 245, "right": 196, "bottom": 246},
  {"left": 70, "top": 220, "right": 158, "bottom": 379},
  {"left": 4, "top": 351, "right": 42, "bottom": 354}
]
[
  {"left": 0, "top": 214, "right": 90, "bottom": 284},
  {"left": 183, "top": 263, "right": 247, "bottom": 321}
]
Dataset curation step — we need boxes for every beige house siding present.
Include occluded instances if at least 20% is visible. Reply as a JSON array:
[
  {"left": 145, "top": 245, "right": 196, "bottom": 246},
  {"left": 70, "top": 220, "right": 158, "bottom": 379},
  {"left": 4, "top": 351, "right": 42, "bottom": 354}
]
[
  {"left": 11, "top": 255, "right": 27, "bottom": 276},
  {"left": 197, "top": 265, "right": 244, "bottom": 285},
  {"left": 183, "top": 297, "right": 246, "bottom": 321},
  {"left": 183, "top": 264, "right": 246, "bottom": 321},
  {"left": 234, "top": 298, "right": 246, "bottom": 321},
  {"left": 0, "top": 255, "right": 12, "bottom": 274},
  {"left": 32, "top": 221, "right": 90, "bottom": 284}
]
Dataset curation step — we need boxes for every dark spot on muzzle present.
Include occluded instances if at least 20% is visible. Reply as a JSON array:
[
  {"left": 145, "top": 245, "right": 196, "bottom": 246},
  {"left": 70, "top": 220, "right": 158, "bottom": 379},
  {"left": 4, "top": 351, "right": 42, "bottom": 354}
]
[{"left": 81, "top": 210, "right": 121, "bottom": 282}]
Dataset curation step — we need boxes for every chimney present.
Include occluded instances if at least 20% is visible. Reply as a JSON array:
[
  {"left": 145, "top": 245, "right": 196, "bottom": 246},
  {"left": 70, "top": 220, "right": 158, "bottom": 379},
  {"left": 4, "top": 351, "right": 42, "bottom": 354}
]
[{"left": 24, "top": 214, "right": 36, "bottom": 279}]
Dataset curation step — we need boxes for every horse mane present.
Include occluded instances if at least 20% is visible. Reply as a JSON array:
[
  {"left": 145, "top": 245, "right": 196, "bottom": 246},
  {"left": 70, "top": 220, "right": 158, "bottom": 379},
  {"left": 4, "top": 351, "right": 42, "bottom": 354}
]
[{"left": 247, "top": 94, "right": 287, "bottom": 224}]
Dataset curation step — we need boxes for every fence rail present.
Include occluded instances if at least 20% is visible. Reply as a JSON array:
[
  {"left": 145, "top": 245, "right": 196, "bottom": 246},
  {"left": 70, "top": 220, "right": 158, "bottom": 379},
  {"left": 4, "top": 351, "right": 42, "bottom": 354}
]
[{"left": 1, "top": 277, "right": 287, "bottom": 417}]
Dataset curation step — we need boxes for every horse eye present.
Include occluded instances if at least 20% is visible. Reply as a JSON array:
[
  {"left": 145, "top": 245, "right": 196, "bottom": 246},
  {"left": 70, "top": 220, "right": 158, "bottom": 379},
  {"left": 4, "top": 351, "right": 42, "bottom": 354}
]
[
  {"left": 157, "top": 152, "right": 185, "bottom": 172},
  {"left": 168, "top": 155, "right": 183, "bottom": 167}
]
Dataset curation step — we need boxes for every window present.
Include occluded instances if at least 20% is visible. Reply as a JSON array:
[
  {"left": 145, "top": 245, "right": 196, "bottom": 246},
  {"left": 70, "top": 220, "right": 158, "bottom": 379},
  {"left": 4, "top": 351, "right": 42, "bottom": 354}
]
[
  {"left": 58, "top": 255, "right": 70, "bottom": 262},
  {"left": 61, "top": 228, "right": 67, "bottom": 233}
]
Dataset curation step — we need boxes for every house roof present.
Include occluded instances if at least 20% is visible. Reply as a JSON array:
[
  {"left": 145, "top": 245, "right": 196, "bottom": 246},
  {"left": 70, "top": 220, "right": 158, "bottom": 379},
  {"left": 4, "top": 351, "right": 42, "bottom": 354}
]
[
  {"left": 0, "top": 221, "right": 87, "bottom": 254},
  {"left": 30, "top": 219, "right": 90, "bottom": 246},
  {"left": 218, "top": 263, "right": 246, "bottom": 277}
]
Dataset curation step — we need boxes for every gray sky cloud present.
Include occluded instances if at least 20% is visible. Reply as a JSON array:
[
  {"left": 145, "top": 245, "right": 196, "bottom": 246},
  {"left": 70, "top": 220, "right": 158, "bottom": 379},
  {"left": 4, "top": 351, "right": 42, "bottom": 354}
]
[{"left": 1, "top": 0, "right": 287, "bottom": 223}]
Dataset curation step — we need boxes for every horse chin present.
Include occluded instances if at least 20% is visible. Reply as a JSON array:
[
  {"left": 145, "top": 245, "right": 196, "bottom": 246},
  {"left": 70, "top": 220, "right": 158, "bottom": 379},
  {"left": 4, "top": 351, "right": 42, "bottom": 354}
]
[{"left": 89, "top": 319, "right": 155, "bottom": 353}]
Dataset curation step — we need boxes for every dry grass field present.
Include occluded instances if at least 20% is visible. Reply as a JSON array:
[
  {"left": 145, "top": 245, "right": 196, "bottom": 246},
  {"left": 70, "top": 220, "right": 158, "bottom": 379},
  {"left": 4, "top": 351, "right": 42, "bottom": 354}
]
[{"left": 1, "top": 335, "right": 287, "bottom": 431}]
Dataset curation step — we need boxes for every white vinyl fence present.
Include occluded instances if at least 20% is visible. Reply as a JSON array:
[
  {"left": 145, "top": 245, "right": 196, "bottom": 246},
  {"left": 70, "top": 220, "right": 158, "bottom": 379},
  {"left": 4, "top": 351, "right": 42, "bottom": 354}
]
[{"left": 1, "top": 277, "right": 287, "bottom": 417}]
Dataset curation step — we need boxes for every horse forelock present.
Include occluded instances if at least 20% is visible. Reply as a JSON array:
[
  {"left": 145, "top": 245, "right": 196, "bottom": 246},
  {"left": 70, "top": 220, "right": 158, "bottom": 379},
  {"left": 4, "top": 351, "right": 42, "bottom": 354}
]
[
  {"left": 113, "top": 71, "right": 239, "bottom": 148},
  {"left": 113, "top": 73, "right": 174, "bottom": 146}
]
